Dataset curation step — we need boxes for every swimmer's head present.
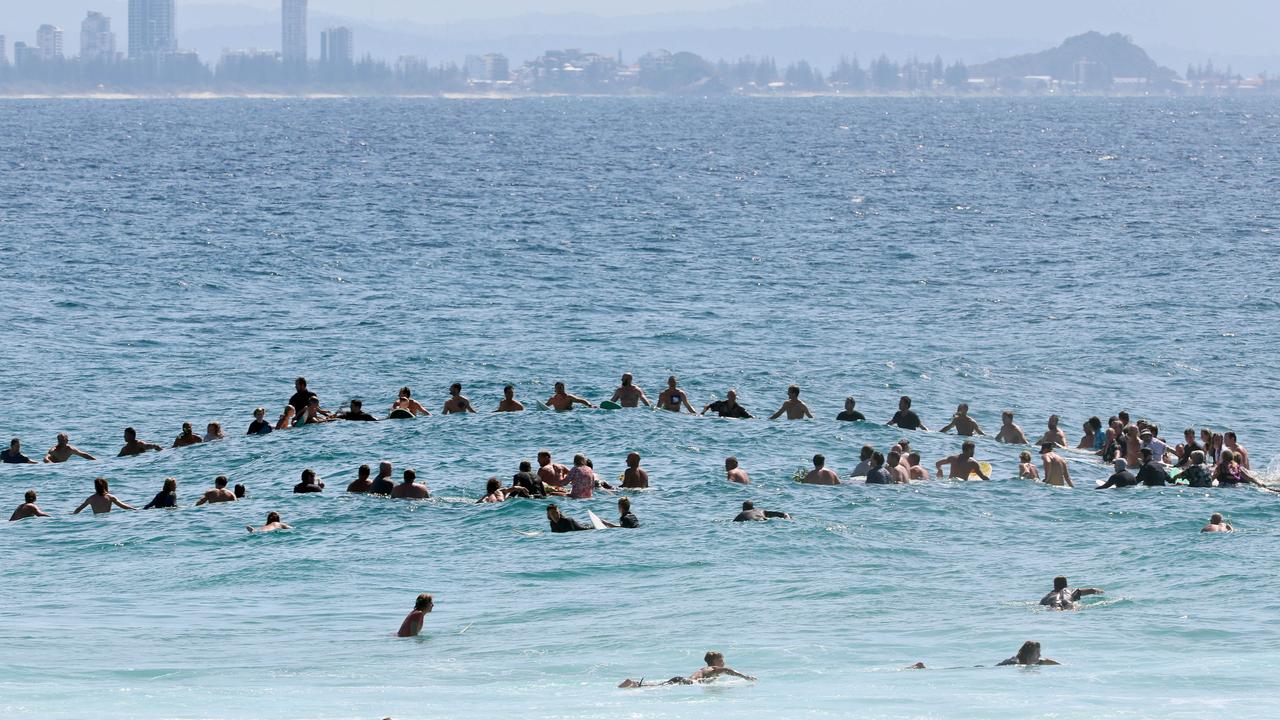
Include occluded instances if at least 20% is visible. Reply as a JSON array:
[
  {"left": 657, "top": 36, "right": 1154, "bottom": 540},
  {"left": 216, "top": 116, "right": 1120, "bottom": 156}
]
[
  {"left": 871, "top": 451, "right": 885, "bottom": 468},
  {"left": 1020, "top": 451, "right": 1032, "bottom": 463},
  {"left": 741, "top": 500, "right": 754, "bottom": 511},
  {"left": 25, "top": 490, "right": 36, "bottom": 503},
  {"left": 1047, "top": 415, "right": 1059, "bottom": 428},
  {"left": 899, "top": 396, "right": 912, "bottom": 409},
  {"left": 519, "top": 460, "right": 532, "bottom": 472},
  {"left": 1053, "top": 576, "right": 1068, "bottom": 591},
  {"left": 504, "top": 385, "right": 514, "bottom": 398},
  {"left": 358, "top": 464, "right": 370, "bottom": 479},
  {"left": 961, "top": 441, "right": 975, "bottom": 455},
  {"left": 573, "top": 454, "right": 587, "bottom": 467},
  {"left": 555, "top": 381, "right": 566, "bottom": 392},
  {"left": 667, "top": 376, "right": 678, "bottom": 388},
  {"left": 1017, "top": 641, "right": 1041, "bottom": 664},
  {"left": 704, "top": 651, "right": 725, "bottom": 667},
  {"left": 399, "top": 386, "right": 412, "bottom": 399},
  {"left": 450, "top": 383, "right": 462, "bottom": 395},
  {"left": 181, "top": 422, "right": 193, "bottom": 434},
  {"left": 546, "top": 504, "right": 561, "bottom": 520},
  {"left": 234, "top": 484, "right": 247, "bottom": 498},
  {"left": 379, "top": 461, "right": 393, "bottom": 476},
  {"left": 486, "top": 477, "right": 501, "bottom": 494},
  {"left": 1039, "top": 443, "right": 1054, "bottom": 455},
  {"left": 124, "top": 427, "right": 137, "bottom": 441},
  {"left": 957, "top": 403, "right": 968, "bottom": 414},
  {"left": 845, "top": 396, "right": 856, "bottom": 409},
  {"left": 1191, "top": 451, "right": 1205, "bottom": 465},
  {"left": 404, "top": 469, "right": 416, "bottom": 483},
  {"left": 887, "top": 450, "right": 901, "bottom": 466},
  {"left": 621, "top": 373, "right": 633, "bottom": 386},
  {"left": 295, "top": 377, "right": 307, "bottom": 391},
  {"left": 1002, "top": 411, "right": 1013, "bottom": 421},
  {"left": 813, "top": 454, "right": 825, "bottom": 468},
  {"left": 619, "top": 497, "right": 631, "bottom": 512},
  {"left": 909, "top": 452, "right": 921, "bottom": 465},
  {"left": 788, "top": 385, "right": 800, "bottom": 398},
  {"left": 161, "top": 477, "right": 176, "bottom": 492},
  {"left": 537, "top": 451, "right": 551, "bottom": 464},
  {"left": 1113, "top": 458, "right": 1127, "bottom": 471},
  {"left": 215, "top": 475, "right": 228, "bottom": 488},
  {"left": 627, "top": 452, "right": 641, "bottom": 468},
  {"left": 57, "top": 432, "right": 69, "bottom": 444},
  {"left": 1089, "top": 416, "right": 1103, "bottom": 430},
  {"left": 1210, "top": 513, "right": 1223, "bottom": 524},
  {"left": 8, "top": 438, "right": 17, "bottom": 450},
  {"left": 254, "top": 407, "right": 266, "bottom": 419},
  {"left": 726, "top": 389, "right": 738, "bottom": 402},
  {"left": 94, "top": 477, "right": 108, "bottom": 495},
  {"left": 349, "top": 399, "right": 362, "bottom": 412},
  {"left": 301, "top": 469, "right": 316, "bottom": 484},
  {"left": 725, "top": 456, "right": 739, "bottom": 470},
  {"left": 267, "top": 511, "right": 281, "bottom": 523},
  {"left": 860, "top": 445, "right": 874, "bottom": 461},
  {"left": 415, "top": 593, "right": 434, "bottom": 612}
]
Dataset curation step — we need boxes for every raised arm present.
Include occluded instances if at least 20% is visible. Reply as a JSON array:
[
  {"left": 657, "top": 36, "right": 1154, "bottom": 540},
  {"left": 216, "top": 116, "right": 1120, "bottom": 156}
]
[{"left": 934, "top": 456, "right": 950, "bottom": 478}]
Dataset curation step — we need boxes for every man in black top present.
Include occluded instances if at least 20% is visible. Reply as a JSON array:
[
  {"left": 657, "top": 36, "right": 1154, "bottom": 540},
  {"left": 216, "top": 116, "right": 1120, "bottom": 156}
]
[
  {"left": 1, "top": 438, "right": 37, "bottom": 464},
  {"left": 608, "top": 497, "right": 640, "bottom": 528},
  {"left": 510, "top": 461, "right": 546, "bottom": 497},
  {"left": 1096, "top": 458, "right": 1138, "bottom": 489},
  {"left": 370, "top": 461, "right": 396, "bottom": 495},
  {"left": 700, "top": 389, "right": 753, "bottom": 419},
  {"left": 864, "top": 452, "right": 894, "bottom": 485},
  {"left": 732, "top": 500, "right": 790, "bottom": 522},
  {"left": 1134, "top": 449, "right": 1172, "bottom": 487},
  {"left": 546, "top": 504, "right": 591, "bottom": 532},
  {"left": 337, "top": 399, "right": 378, "bottom": 421},
  {"left": 294, "top": 468, "right": 325, "bottom": 494},
  {"left": 887, "top": 396, "right": 927, "bottom": 431},
  {"left": 289, "top": 377, "right": 317, "bottom": 417},
  {"left": 247, "top": 408, "right": 273, "bottom": 435},
  {"left": 836, "top": 397, "right": 865, "bottom": 422}
]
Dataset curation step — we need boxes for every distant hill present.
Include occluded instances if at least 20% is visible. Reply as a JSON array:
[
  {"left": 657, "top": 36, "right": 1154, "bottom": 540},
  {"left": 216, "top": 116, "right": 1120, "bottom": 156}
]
[{"left": 969, "top": 32, "right": 1179, "bottom": 82}]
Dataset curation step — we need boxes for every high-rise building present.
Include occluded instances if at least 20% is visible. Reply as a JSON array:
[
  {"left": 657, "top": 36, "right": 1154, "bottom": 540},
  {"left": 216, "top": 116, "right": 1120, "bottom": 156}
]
[
  {"left": 36, "top": 24, "right": 65, "bottom": 61},
  {"left": 281, "top": 0, "right": 307, "bottom": 66},
  {"left": 128, "top": 0, "right": 176, "bottom": 59},
  {"left": 320, "top": 27, "right": 353, "bottom": 67},
  {"left": 0, "top": 35, "right": 7, "bottom": 66},
  {"left": 484, "top": 53, "right": 510, "bottom": 82},
  {"left": 81, "top": 11, "right": 117, "bottom": 63},
  {"left": 13, "top": 41, "right": 37, "bottom": 68}
]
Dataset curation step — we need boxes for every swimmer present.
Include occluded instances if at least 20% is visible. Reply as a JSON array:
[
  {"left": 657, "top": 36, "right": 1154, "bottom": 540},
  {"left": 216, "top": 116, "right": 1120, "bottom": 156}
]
[
  {"left": 10, "top": 490, "right": 51, "bottom": 521},
  {"left": 1039, "top": 576, "right": 1103, "bottom": 610},
  {"left": 391, "top": 469, "right": 431, "bottom": 499},
  {"left": 724, "top": 456, "right": 750, "bottom": 484},
  {"left": 1122, "top": 425, "right": 1142, "bottom": 468},
  {"left": 618, "top": 651, "right": 756, "bottom": 688},
  {"left": 1134, "top": 448, "right": 1171, "bottom": 487},
  {"left": 2, "top": 438, "right": 38, "bottom": 464},
  {"left": 1018, "top": 451, "right": 1040, "bottom": 480},
  {"left": 495, "top": 384, "right": 525, "bottom": 412},
  {"left": 603, "top": 497, "right": 639, "bottom": 528},
  {"left": 935, "top": 441, "right": 990, "bottom": 481},
  {"left": 347, "top": 464, "right": 373, "bottom": 494},
  {"left": 370, "top": 461, "right": 396, "bottom": 495},
  {"left": 907, "top": 452, "right": 930, "bottom": 481},
  {"left": 864, "top": 452, "right": 893, "bottom": 485},
  {"left": 610, "top": 373, "right": 652, "bottom": 408},
  {"left": 196, "top": 475, "right": 238, "bottom": 505},
  {"left": 288, "top": 377, "right": 317, "bottom": 417},
  {"left": 887, "top": 396, "right": 927, "bottom": 431},
  {"left": 997, "top": 641, "right": 1060, "bottom": 666},
  {"left": 293, "top": 468, "right": 325, "bottom": 494},
  {"left": 73, "top": 477, "right": 136, "bottom": 515},
  {"left": 397, "top": 593, "right": 434, "bottom": 637},
  {"left": 994, "top": 411, "right": 1028, "bottom": 445},
  {"left": 510, "top": 461, "right": 546, "bottom": 497},
  {"left": 1077, "top": 417, "right": 1103, "bottom": 450},
  {"left": 769, "top": 384, "right": 814, "bottom": 420},
  {"left": 566, "top": 454, "right": 596, "bottom": 499},
  {"left": 1201, "top": 512, "right": 1234, "bottom": 533},
  {"left": 537, "top": 451, "right": 571, "bottom": 495},
  {"left": 886, "top": 451, "right": 909, "bottom": 484},
  {"left": 172, "top": 422, "right": 203, "bottom": 448},
  {"left": 657, "top": 376, "right": 696, "bottom": 414},
  {"left": 851, "top": 445, "right": 875, "bottom": 477},
  {"left": 247, "top": 511, "right": 291, "bottom": 534},
  {"left": 836, "top": 396, "right": 866, "bottom": 422},
  {"left": 801, "top": 454, "right": 840, "bottom": 485},
  {"left": 1039, "top": 444, "right": 1073, "bottom": 487},
  {"left": 1034, "top": 415, "right": 1067, "bottom": 448},
  {"left": 298, "top": 397, "right": 334, "bottom": 425},
  {"left": 546, "top": 503, "right": 592, "bottom": 532},
  {"left": 621, "top": 452, "right": 649, "bottom": 489},
  {"left": 337, "top": 399, "right": 378, "bottom": 421},
  {"left": 43, "top": 433, "right": 97, "bottom": 463},
  {"left": 117, "top": 427, "right": 163, "bottom": 457},
  {"left": 733, "top": 500, "right": 790, "bottom": 521},
  {"left": 144, "top": 478, "right": 178, "bottom": 509},
  {"left": 940, "top": 403, "right": 985, "bottom": 436},
  {"left": 247, "top": 407, "right": 273, "bottom": 435},
  {"left": 546, "top": 381, "right": 595, "bottom": 411},
  {"left": 204, "top": 422, "right": 225, "bottom": 441},
  {"left": 701, "top": 389, "right": 753, "bottom": 418},
  {"left": 275, "top": 405, "right": 296, "bottom": 430},
  {"left": 1178, "top": 451, "right": 1212, "bottom": 488},
  {"left": 1224, "top": 431, "right": 1250, "bottom": 470},
  {"left": 442, "top": 383, "right": 476, "bottom": 414},
  {"left": 391, "top": 386, "right": 431, "bottom": 417},
  {"left": 234, "top": 483, "right": 247, "bottom": 499},
  {"left": 479, "top": 477, "right": 514, "bottom": 503}
]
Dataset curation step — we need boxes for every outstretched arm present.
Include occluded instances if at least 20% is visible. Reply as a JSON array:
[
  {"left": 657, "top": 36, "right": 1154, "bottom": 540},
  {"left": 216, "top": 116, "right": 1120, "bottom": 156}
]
[
  {"left": 1073, "top": 588, "right": 1104, "bottom": 599},
  {"left": 73, "top": 499, "right": 90, "bottom": 514},
  {"left": 570, "top": 394, "right": 596, "bottom": 409},
  {"left": 940, "top": 419, "right": 957, "bottom": 434},
  {"left": 768, "top": 405, "right": 785, "bottom": 420},
  {"left": 763, "top": 510, "right": 791, "bottom": 519},
  {"left": 111, "top": 495, "right": 136, "bottom": 511},
  {"left": 71, "top": 446, "right": 98, "bottom": 461}
]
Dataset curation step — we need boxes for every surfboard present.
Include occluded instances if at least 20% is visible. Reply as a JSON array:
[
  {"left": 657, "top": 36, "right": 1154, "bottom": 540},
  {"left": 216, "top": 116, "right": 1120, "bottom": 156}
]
[
  {"left": 600, "top": 401, "right": 622, "bottom": 410},
  {"left": 969, "top": 462, "right": 993, "bottom": 479},
  {"left": 534, "top": 400, "right": 551, "bottom": 411},
  {"left": 587, "top": 510, "right": 607, "bottom": 530}
]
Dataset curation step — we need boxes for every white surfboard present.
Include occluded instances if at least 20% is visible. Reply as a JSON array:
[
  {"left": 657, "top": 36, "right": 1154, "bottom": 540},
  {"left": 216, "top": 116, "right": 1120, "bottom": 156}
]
[{"left": 587, "top": 510, "right": 607, "bottom": 530}]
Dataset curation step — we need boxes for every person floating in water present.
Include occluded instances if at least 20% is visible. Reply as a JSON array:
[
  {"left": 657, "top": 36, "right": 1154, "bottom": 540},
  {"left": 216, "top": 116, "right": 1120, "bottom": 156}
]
[
  {"left": 397, "top": 593, "right": 434, "bottom": 637},
  {"left": 701, "top": 389, "right": 753, "bottom": 419},
  {"left": 618, "top": 651, "right": 756, "bottom": 688},
  {"left": 935, "top": 441, "right": 989, "bottom": 480},
  {"left": 1018, "top": 451, "right": 1040, "bottom": 480},
  {"left": 1201, "top": 513, "right": 1234, "bottom": 533},
  {"left": 724, "top": 456, "right": 750, "bottom": 484},
  {"left": 336, "top": 399, "right": 378, "bottom": 421},
  {"left": 495, "top": 384, "right": 525, "bottom": 412},
  {"left": 546, "top": 503, "right": 591, "bottom": 532},
  {"left": 621, "top": 452, "right": 649, "bottom": 489},
  {"left": 1039, "top": 444, "right": 1073, "bottom": 487},
  {"left": 172, "top": 422, "right": 203, "bottom": 448},
  {"left": 997, "top": 641, "right": 1060, "bottom": 666},
  {"left": 442, "top": 383, "right": 476, "bottom": 414},
  {"left": 144, "top": 478, "right": 179, "bottom": 509},
  {"left": 479, "top": 476, "right": 526, "bottom": 502},
  {"left": 347, "top": 464, "right": 373, "bottom": 494},
  {"left": 370, "top": 461, "right": 396, "bottom": 496},
  {"left": 1034, "top": 415, "right": 1068, "bottom": 448},
  {"left": 74, "top": 478, "right": 136, "bottom": 515},
  {"left": 800, "top": 454, "right": 840, "bottom": 485},
  {"left": 657, "top": 376, "right": 696, "bottom": 414},
  {"left": 940, "top": 403, "right": 984, "bottom": 436},
  {"left": 390, "top": 386, "right": 430, "bottom": 418},
  {"left": 288, "top": 377, "right": 317, "bottom": 418},
  {"left": 733, "top": 500, "right": 790, "bottom": 522},
  {"left": 1096, "top": 458, "right": 1136, "bottom": 489},
  {"left": 610, "top": 373, "right": 652, "bottom": 408},
  {"left": 887, "top": 396, "right": 927, "bottom": 431},
  {"left": 392, "top": 469, "right": 431, "bottom": 499},
  {"left": 204, "top": 422, "right": 225, "bottom": 442},
  {"left": 247, "top": 407, "right": 273, "bottom": 435},
  {"left": 293, "top": 469, "right": 325, "bottom": 494},
  {"left": 546, "top": 381, "right": 595, "bottom": 411},
  {"left": 602, "top": 497, "right": 640, "bottom": 528},
  {"left": 836, "top": 396, "right": 865, "bottom": 422},
  {"left": 2, "top": 438, "right": 38, "bottom": 464},
  {"left": 118, "top": 427, "right": 163, "bottom": 458},
  {"left": 1134, "top": 448, "right": 1172, "bottom": 487},
  {"left": 994, "top": 411, "right": 1028, "bottom": 445},
  {"left": 769, "top": 384, "right": 814, "bottom": 420},
  {"left": 247, "top": 511, "right": 290, "bottom": 534},
  {"left": 10, "top": 490, "right": 51, "bottom": 521},
  {"left": 1039, "top": 576, "right": 1104, "bottom": 610},
  {"left": 196, "top": 475, "right": 238, "bottom": 505}
]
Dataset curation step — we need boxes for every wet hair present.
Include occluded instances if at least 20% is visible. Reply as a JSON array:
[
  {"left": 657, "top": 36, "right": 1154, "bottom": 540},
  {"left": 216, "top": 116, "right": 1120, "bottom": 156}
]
[
  {"left": 788, "top": 384, "right": 800, "bottom": 396},
  {"left": 181, "top": 422, "right": 193, "bottom": 433},
  {"left": 254, "top": 407, "right": 266, "bottom": 417},
  {"left": 1019, "top": 451, "right": 1032, "bottom": 462},
  {"left": 301, "top": 468, "right": 316, "bottom": 483},
  {"left": 618, "top": 497, "right": 631, "bottom": 512},
  {"left": 537, "top": 450, "right": 551, "bottom": 460},
  {"left": 8, "top": 437, "right": 17, "bottom": 447},
  {"left": 1220, "top": 449, "right": 1235, "bottom": 463},
  {"left": 741, "top": 500, "right": 754, "bottom": 510},
  {"left": 24, "top": 490, "right": 36, "bottom": 503},
  {"left": 450, "top": 383, "right": 462, "bottom": 393},
  {"left": 1118, "top": 411, "right": 1130, "bottom": 423},
  {"left": 546, "top": 503, "right": 560, "bottom": 516},
  {"left": 519, "top": 460, "right": 532, "bottom": 472},
  {"left": 163, "top": 477, "right": 177, "bottom": 492},
  {"left": 1225, "top": 431, "right": 1238, "bottom": 442},
  {"left": 627, "top": 452, "right": 641, "bottom": 466},
  {"left": 399, "top": 386, "right": 412, "bottom": 398},
  {"left": 215, "top": 475, "right": 228, "bottom": 488},
  {"left": 845, "top": 396, "right": 856, "bottom": 406},
  {"left": 234, "top": 484, "right": 247, "bottom": 498},
  {"left": 1017, "top": 641, "right": 1040, "bottom": 663},
  {"left": 899, "top": 396, "right": 912, "bottom": 407},
  {"left": 871, "top": 451, "right": 885, "bottom": 466},
  {"left": 585, "top": 457, "right": 594, "bottom": 469},
  {"left": 504, "top": 384, "right": 514, "bottom": 395},
  {"left": 295, "top": 377, "right": 307, "bottom": 387},
  {"left": 1054, "top": 576, "right": 1068, "bottom": 591},
  {"left": 358, "top": 464, "right": 370, "bottom": 478},
  {"left": 908, "top": 452, "right": 921, "bottom": 463},
  {"left": 486, "top": 477, "right": 501, "bottom": 493},
  {"left": 887, "top": 450, "right": 901, "bottom": 464},
  {"left": 1191, "top": 450, "right": 1205, "bottom": 464},
  {"left": 813, "top": 454, "right": 825, "bottom": 467},
  {"left": 94, "top": 477, "right": 108, "bottom": 495},
  {"left": 573, "top": 454, "right": 587, "bottom": 467},
  {"left": 124, "top": 427, "right": 137, "bottom": 440},
  {"left": 267, "top": 511, "right": 281, "bottom": 523},
  {"left": 961, "top": 441, "right": 975, "bottom": 454},
  {"left": 725, "top": 456, "right": 739, "bottom": 468},
  {"left": 404, "top": 469, "right": 416, "bottom": 482},
  {"left": 1210, "top": 513, "right": 1223, "bottom": 523},
  {"left": 704, "top": 651, "right": 724, "bottom": 665},
  {"left": 860, "top": 445, "right": 874, "bottom": 460},
  {"left": 350, "top": 399, "right": 362, "bottom": 408},
  {"left": 1088, "top": 416, "right": 1102, "bottom": 430},
  {"left": 415, "top": 593, "right": 434, "bottom": 611}
]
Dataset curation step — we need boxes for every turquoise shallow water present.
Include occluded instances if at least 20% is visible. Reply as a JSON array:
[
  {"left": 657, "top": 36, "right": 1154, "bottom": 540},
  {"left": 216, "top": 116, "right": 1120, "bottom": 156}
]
[{"left": 2, "top": 97, "right": 1279, "bottom": 718}]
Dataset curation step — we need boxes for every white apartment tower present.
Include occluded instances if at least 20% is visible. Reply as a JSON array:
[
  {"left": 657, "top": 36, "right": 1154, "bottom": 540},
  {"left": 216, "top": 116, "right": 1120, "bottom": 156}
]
[
  {"left": 81, "top": 11, "right": 117, "bottom": 63},
  {"left": 36, "top": 24, "right": 65, "bottom": 61},
  {"left": 282, "top": 0, "right": 307, "bottom": 66}
]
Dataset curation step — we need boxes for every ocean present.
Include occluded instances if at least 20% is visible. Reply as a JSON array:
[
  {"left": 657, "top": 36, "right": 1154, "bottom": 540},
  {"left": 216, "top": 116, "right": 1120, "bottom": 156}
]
[{"left": 1, "top": 96, "right": 1279, "bottom": 719}]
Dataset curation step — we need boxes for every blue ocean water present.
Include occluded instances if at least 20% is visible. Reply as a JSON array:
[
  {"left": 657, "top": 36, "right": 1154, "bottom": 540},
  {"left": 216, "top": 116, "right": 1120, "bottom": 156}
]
[{"left": 1, "top": 97, "right": 1279, "bottom": 719}]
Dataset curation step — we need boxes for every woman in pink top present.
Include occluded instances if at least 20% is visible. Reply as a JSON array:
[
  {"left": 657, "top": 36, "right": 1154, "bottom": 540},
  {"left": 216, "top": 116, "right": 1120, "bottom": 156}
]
[{"left": 567, "top": 454, "right": 595, "bottom": 499}]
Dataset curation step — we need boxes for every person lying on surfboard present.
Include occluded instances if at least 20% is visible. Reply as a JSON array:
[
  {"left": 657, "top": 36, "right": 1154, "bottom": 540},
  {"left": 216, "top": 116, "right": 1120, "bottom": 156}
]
[{"left": 618, "top": 651, "right": 756, "bottom": 687}]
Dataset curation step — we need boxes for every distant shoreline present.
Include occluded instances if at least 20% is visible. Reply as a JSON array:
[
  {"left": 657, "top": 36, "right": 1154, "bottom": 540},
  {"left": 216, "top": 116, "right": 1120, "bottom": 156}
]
[{"left": 0, "top": 91, "right": 1232, "bottom": 101}]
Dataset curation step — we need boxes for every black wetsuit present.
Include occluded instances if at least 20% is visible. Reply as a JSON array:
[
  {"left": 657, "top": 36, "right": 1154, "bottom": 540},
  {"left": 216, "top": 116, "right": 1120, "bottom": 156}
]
[
  {"left": 340, "top": 411, "right": 378, "bottom": 421},
  {"left": 619, "top": 512, "right": 640, "bottom": 528},
  {"left": 512, "top": 471, "right": 545, "bottom": 496},
  {"left": 836, "top": 410, "right": 866, "bottom": 422},
  {"left": 247, "top": 419, "right": 273, "bottom": 436},
  {"left": 369, "top": 475, "right": 395, "bottom": 495},
  {"left": 1098, "top": 470, "right": 1137, "bottom": 489},
  {"left": 294, "top": 482, "right": 323, "bottom": 494},
  {"left": 144, "top": 491, "right": 177, "bottom": 509},
  {"left": 1135, "top": 461, "right": 1171, "bottom": 487},
  {"left": 890, "top": 410, "right": 923, "bottom": 430},
  {"left": 706, "top": 400, "right": 752, "bottom": 419},
  {"left": 549, "top": 516, "right": 591, "bottom": 533},
  {"left": 865, "top": 467, "right": 893, "bottom": 485},
  {"left": 1, "top": 449, "right": 33, "bottom": 464},
  {"left": 289, "top": 389, "right": 317, "bottom": 417}
]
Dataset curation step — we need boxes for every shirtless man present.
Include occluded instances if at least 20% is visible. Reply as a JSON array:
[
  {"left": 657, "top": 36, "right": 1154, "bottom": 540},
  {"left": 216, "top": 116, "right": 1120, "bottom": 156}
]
[
  {"left": 1018, "top": 451, "right": 1040, "bottom": 480},
  {"left": 1224, "top": 431, "right": 1250, "bottom": 470},
  {"left": 546, "top": 382, "right": 595, "bottom": 411},
  {"left": 935, "top": 441, "right": 990, "bottom": 480},
  {"left": 537, "top": 451, "right": 571, "bottom": 494},
  {"left": 886, "top": 451, "right": 909, "bottom": 484},
  {"left": 1039, "top": 576, "right": 1104, "bottom": 610},
  {"left": 195, "top": 475, "right": 237, "bottom": 505},
  {"left": 997, "top": 641, "right": 1060, "bottom": 666},
  {"left": 1035, "top": 415, "right": 1068, "bottom": 448},
  {"left": 725, "top": 456, "right": 750, "bottom": 484},
  {"left": 442, "top": 383, "right": 476, "bottom": 414},
  {"left": 118, "top": 427, "right": 163, "bottom": 458},
  {"left": 495, "top": 384, "right": 525, "bottom": 412},
  {"left": 390, "top": 386, "right": 431, "bottom": 417},
  {"left": 73, "top": 478, "right": 136, "bottom": 514},
  {"left": 1121, "top": 425, "right": 1142, "bottom": 468},
  {"left": 298, "top": 397, "right": 334, "bottom": 425},
  {"left": 172, "top": 422, "right": 203, "bottom": 448},
  {"left": 801, "top": 454, "right": 840, "bottom": 485},
  {"left": 887, "top": 396, "right": 927, "bottom": 431},
  {"left": 391, "top": 469, "right": 431, "bottom": 499},
  {"left": 994, "top": 411, "right": 1028, "bottom": 445},
  {"left": 1202, "top": 513, "right": 1234, "bottom": 533},
  {"left": 610, "top": 373, "right": 652, "bottom": 408},
  {"left": 621, "top": 452, "right": 649, "bottom": 489},
  {"left": 619, "top": 651, "right": 756, "bottom": 688},
  {"left": 733, "top": 500, "right": 789, "bottom": 521},
  {"left": 10, "top": 490, "right": 51, "bottom": 521},
  {"left": 347, "top": 464, "right": 373, "bottom": 493},
  {"left": 370, "top": 462, "right": 396, "bottom": 495},
  {"left": 769, "top": 385, "right": 814, "bottom": 420},
  {"left": 1040, "top": 444, "right": 1073, "bottom": 487},
  {"left": 940, "top": 403, "right": 985, "bottom": 436},
  {"left": 247, "top": 511, "right": 291, "bottom": 534},
  {"left": 44, "top": 433, "right": 97, "bottom": 463},
  {"left": 2, "top": 438, "right": 38, "bottom": 464},
  {"left": 397, "top": 593, "right": 433, "bottom": 637},
  {"left": 657, "top": 376, "right": 696, "bottom": 414},
  {"left": 293, "top": 469, "right": 325, "bottom": 494},
  {"left": 907, "top": 452, "right": 930, "bottom": 481}
]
